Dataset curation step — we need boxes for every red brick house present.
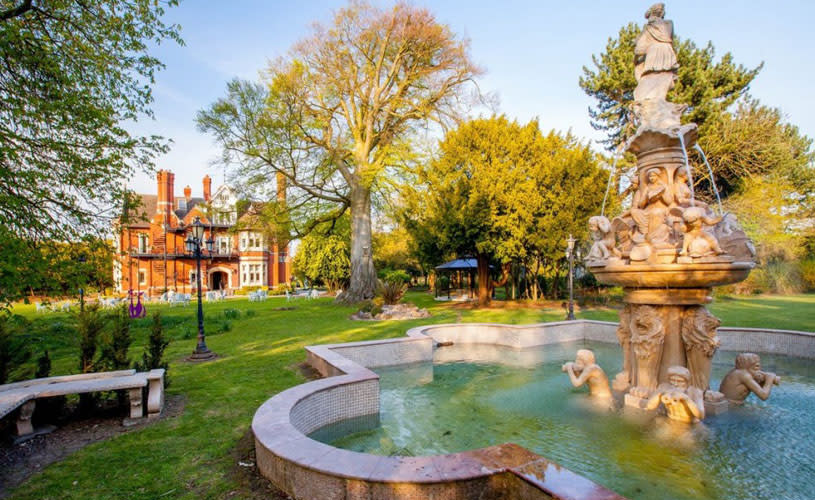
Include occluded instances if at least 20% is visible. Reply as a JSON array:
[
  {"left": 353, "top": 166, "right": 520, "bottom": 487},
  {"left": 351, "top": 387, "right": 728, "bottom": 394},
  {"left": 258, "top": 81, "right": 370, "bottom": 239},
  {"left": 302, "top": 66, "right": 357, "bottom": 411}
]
[{"left": 113, "top": 170, "right": 290, "bottom": 296}]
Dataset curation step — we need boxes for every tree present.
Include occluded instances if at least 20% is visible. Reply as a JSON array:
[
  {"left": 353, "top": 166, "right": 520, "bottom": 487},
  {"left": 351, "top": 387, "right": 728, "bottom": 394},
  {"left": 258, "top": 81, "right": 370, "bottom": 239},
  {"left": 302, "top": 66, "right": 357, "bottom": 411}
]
[
  {"left": 136, "top": 311, "right": 170, "bottom": 377},
  {"left": 696, "top": 100, "right": 815, "bottom": 200},
  {"left": 0, "top": 0, "right": 181, "bottom": 304},
  {"left": 292, "top": 218, "right": 351, "bottom": 292},
  {"left": 580, "top": 23, "right": 760, "bottom": 150},
  {"left": 407, "top": 116, "right": 607, "bottom": 304},
  {"left": 197, "top": 1, "right": 481, "bottom": 303}
]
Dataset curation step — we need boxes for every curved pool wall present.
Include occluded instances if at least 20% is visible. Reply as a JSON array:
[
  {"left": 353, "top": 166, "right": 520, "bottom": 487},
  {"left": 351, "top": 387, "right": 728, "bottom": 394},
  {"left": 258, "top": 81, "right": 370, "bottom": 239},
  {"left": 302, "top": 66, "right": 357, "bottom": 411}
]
[{"left": 252, "top": 320, "right": 815, "bottom": 500}]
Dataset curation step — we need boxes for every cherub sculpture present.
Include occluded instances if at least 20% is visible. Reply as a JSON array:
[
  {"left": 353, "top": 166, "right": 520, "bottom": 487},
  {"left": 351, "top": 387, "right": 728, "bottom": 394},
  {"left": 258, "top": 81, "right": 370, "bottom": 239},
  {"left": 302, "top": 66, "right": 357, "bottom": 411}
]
[
  {"left": 718, "top": 353, "right": 780, "bottom": 405},
  {"left": 646, "top": 365, "right": 705, "bottom": 423},
  {"left": 562, "top": 349, "right": 611, "bottom": 399},
  {"left": 586, "top": 216, "right": 620, "bottom": 263},
  {"left": 673, "top": 206, "right": 723, "bottom": 258}
]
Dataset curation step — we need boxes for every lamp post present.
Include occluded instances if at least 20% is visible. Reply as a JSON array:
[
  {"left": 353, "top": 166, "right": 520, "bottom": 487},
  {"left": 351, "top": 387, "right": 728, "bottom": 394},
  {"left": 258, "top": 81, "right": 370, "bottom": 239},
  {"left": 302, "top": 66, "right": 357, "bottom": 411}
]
[
  {"left": 186, "top": 216, "right": 216, "bottom": 361},
  {"left": 565, "top": 234, "right": 576, "bottom": 321},
  {"left": 77, "top": 254, "right": 87, "bottom": 311}
]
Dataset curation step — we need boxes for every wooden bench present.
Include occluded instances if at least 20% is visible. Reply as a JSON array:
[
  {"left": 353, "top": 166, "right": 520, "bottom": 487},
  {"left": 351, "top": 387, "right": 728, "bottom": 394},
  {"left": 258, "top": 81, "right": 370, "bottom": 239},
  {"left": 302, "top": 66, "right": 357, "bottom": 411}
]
[{"left": 0, "top": 369, "right": 165, "bottom": 437}]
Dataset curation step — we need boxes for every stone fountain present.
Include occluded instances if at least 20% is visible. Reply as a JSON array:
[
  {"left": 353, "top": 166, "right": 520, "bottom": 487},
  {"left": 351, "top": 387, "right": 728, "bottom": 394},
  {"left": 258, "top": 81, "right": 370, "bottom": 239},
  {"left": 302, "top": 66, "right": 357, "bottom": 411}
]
[{"left": 585, "top": 3, "right": 757, "bottom": 420}]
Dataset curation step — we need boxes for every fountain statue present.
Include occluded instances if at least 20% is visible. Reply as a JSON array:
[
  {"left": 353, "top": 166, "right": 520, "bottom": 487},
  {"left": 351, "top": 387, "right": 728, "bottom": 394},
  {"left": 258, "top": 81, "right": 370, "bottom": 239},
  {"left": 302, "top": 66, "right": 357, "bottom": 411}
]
[
  {"left": 585, "top": 3, "right": 758, "bottom": 419},
  {"left": 719, "top": 353, "right": 781, "bottom": 404},
  {"left": 562, "top": 349, "right": 612, "bottom": 399}
]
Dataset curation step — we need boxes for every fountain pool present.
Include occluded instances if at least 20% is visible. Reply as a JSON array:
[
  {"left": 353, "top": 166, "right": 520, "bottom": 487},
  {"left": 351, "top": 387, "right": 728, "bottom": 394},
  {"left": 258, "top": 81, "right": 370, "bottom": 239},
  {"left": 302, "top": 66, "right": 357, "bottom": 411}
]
[{"left": 310, "top": 341, "right": 815, "bottom": 500}]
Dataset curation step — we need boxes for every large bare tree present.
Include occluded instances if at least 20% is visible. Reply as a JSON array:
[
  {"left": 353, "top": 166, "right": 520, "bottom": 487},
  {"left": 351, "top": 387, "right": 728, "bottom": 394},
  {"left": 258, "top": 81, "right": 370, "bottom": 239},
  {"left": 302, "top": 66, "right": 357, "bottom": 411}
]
[{"left": 197, "top": 1, "right": 481, "bottom": 302}]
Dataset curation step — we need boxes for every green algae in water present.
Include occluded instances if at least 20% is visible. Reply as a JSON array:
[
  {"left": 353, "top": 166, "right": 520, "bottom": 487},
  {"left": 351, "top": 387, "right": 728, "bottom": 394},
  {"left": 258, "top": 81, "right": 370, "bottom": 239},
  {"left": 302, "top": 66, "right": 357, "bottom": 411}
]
[{"left": 309, "top": 341, "right": 815, "bottom": 500}]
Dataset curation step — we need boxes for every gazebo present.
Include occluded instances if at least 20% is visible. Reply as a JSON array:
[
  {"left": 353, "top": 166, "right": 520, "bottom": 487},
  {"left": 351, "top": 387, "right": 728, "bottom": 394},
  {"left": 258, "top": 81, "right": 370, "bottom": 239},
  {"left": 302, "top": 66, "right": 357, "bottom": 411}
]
[{"left": 434, "top": 258, "right": 480, "bottom": 300}]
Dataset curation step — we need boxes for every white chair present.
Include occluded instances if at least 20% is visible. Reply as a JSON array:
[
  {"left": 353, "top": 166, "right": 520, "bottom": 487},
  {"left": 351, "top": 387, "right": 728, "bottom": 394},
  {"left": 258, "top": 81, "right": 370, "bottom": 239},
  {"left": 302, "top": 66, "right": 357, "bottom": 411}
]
[
  {"left": 60, "top": 302, "right": 71, "bottom": 312},
  {"left": 35, "top": 302, "right": 48, "bottom": 313}
]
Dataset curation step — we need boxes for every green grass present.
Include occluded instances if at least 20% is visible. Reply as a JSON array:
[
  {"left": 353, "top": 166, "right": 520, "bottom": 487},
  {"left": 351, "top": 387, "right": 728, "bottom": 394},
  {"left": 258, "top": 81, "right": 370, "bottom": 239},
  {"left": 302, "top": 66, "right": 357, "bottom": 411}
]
[{"left": 4, "top": 292, "right": 815, "bottom": 499}]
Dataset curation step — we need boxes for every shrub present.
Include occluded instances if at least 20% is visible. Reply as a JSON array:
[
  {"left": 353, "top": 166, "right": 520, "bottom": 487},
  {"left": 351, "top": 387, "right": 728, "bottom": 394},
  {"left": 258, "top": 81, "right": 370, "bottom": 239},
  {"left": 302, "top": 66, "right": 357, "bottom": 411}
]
[
  {"left": 0, "top": 315, "right": 32, "bottom": 384},
  {"left": 381, "top": 269, "right": 411, "bottom": 285},
  {"left": 99, "top": 305, "right": 132, "bottom": 371},
  {"left": 222, "top": 308, "right": 241, "bottom": 320},
  {"left": 245, "top": 310, "right": 257, "bottom": 318},
  {"left": 75, "top": 303, "right": 105, "bottom": 374},
  {"left": 135, "top": 312, "right": 169, "bottom": 384},
  {"left": 378, "top": 280, "right": 406, "bottom": 305},
  {"left": 800, "top": 259, "right": 815, "bottom": 292}
]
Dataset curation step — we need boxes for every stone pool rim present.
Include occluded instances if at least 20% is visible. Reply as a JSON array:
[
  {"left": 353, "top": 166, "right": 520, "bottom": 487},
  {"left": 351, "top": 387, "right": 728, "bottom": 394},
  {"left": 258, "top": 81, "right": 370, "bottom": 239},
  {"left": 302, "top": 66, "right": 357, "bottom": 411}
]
[{"left": 252, "top": 320, "right": 815, "bottom": 499}]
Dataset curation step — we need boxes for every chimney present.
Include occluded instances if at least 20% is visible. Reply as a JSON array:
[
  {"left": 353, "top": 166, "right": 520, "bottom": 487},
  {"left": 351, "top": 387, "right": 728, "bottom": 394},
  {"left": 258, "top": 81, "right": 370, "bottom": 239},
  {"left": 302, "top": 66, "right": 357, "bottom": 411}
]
[
  {"left": 183, "top": 185, "right": 192, "bottom": 204},
  {"left": 157, "top": 170, "right": 175, "bottom": 224},
  {"left": 203, "top": 175, "right": 212, "bottom": 202}
]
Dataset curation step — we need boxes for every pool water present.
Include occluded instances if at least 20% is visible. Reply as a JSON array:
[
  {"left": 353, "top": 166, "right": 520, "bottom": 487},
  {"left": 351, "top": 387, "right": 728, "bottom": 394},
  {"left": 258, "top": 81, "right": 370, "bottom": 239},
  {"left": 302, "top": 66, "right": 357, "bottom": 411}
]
[{"left": 309, "top": 341, "right": 815, "bottom": 500}]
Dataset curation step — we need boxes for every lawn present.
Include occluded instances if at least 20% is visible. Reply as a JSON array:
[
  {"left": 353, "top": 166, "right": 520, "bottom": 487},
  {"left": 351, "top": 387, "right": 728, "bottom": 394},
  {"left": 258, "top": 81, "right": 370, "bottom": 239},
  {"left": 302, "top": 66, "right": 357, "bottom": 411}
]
[{"left": 3, "top": 292, "right": 814, "bottom": 499}]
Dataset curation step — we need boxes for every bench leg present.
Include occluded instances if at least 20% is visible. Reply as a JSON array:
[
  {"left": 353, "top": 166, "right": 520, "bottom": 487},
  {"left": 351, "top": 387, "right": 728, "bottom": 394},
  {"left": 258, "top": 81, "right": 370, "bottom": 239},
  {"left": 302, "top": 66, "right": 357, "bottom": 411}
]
[
  {"left": 16, "top": 400, "right": 36, "bottom": 436},
  {"left": 129, "top": 387, "right": 144, "bottom": 419},
  {"left": 147, "top": 375, "right": 164, "bottom": 418}
]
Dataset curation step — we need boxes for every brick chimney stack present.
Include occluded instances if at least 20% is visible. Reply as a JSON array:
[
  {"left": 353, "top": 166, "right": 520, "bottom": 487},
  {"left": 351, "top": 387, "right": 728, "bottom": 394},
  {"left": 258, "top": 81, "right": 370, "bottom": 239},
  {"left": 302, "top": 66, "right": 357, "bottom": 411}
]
[
  {"left": 183, "top": 185, "right": 192, "bottom": 204},
  {"left": 157, "top": 170, "right": 175, "bottom": 224},
  {"left": 203, "top": 175, "right": 212, "bottom": 202}
]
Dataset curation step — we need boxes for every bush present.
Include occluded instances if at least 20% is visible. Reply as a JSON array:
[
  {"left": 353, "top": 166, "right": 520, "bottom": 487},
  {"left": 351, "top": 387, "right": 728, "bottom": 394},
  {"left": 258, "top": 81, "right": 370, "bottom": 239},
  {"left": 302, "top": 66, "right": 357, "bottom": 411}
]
[
  {"left": 268, "top": 283, "right": 291, "bottom": 296},
  {"left": 381, "top": 269, "right": 411, "bottom": 285},
  {"left": 75, "top": 304, "right": 105, "bottom": 374},
  {"left": 800, "top": 259, "right": 815, "bottom": 292},
  {"left": 0, "top": 315, "right": 32, "bottom": 384},
  {"left": 99, "top": 305, "right": 132, "bottom": 371},
  {"left": 135, "top": 312, "right": 169, "bottom": 386},
  {"left": 222, "top": 308, "right": 241, "bottom": 320},
  {"left": 732, "top": 261, "right": 804, "bottom": 295},
  {"left": 378, "top": 280, "right": 406, "bottom": 305}
]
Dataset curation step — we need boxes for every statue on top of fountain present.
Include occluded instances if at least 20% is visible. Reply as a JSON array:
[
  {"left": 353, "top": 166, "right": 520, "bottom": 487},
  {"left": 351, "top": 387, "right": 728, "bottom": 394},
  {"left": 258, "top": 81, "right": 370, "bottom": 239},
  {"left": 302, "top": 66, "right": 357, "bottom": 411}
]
[{"left": 633, "top": 3, "right": 685, "bottom": 130}]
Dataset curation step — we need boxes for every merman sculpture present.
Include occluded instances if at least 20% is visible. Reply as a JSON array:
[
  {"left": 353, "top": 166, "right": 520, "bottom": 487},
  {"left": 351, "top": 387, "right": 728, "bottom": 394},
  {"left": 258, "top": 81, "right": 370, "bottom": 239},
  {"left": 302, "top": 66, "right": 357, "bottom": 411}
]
[
  {"left": 719, "top": 353, "right": 781, "bottom": 404},
  {"left": 585, "top": 3, "right": 756, "bottom": 422},
  {"left": 562, "top": 349, "right": 611, "bottom": 399}
]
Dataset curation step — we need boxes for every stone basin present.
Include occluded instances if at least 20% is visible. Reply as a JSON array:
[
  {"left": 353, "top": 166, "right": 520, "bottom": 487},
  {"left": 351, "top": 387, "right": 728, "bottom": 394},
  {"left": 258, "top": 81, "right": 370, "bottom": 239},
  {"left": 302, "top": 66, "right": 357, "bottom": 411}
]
[{"left": 588, "top": 261, "right": 754, "bottom": 289}]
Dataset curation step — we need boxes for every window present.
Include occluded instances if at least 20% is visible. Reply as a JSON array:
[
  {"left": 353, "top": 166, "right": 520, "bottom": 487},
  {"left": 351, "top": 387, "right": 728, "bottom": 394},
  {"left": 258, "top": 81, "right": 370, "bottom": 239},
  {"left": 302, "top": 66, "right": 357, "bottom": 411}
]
[
  {"left": 138, "top": 269, "right": 147, "bottom": 286},
  {"left": 189, "top": 271, "right": 198, "bottom": 288},
  {"left": 217, "top": 237, "right": 230, "bottom": 254},
  {"left": 278, "top": 252, "right": 287, "bottom": 263},
  {"left": 137, "top": 233, "right": 149, "bottom": 253}
]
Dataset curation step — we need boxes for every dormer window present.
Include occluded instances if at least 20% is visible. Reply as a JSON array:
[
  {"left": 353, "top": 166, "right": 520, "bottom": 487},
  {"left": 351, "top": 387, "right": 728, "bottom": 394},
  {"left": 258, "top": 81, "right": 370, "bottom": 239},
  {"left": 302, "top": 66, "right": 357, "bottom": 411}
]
[{"left": 178, "top": 199, "right": 187, "bottom": 211}]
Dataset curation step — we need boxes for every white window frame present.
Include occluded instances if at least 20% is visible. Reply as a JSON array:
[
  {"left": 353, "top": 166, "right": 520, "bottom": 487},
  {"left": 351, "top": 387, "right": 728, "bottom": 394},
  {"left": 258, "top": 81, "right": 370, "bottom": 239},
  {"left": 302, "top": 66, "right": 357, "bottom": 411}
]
[{"left": 138, "top": 269, "right": 147, "bottom": 286}]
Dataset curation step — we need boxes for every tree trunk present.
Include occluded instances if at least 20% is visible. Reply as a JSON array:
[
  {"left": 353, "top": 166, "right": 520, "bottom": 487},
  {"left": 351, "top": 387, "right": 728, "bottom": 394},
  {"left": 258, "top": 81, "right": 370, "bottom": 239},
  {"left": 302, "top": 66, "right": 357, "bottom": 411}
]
[
  {"left": 338, "top": 185, "right": 377, "bottom": 303},
  {"left": 476, "top": 253, "right": 491, "bottom": 306}
]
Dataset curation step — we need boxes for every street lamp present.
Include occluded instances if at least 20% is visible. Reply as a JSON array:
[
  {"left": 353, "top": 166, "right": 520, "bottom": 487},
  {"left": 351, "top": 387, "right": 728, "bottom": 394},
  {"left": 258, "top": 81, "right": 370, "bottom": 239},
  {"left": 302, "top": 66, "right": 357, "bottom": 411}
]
[
  {"left": 565, "top": 234, "right": 577, "bottom": 321},
  {"left": 77, "top": 254, "right": 87, "bottom": 311},
  {"left": 186, "top": 216, "right": 216, "bottom": 361}
]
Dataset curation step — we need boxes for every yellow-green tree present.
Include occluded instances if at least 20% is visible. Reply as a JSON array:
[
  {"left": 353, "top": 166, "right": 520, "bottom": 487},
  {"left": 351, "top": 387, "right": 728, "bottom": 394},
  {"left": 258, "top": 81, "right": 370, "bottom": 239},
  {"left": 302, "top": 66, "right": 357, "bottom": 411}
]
[
  {"left": 407, "top": 116, "right": 607, "bottom": 304},
  {"left": 197, "top": 1, "right": 481, "bottom": 303}
]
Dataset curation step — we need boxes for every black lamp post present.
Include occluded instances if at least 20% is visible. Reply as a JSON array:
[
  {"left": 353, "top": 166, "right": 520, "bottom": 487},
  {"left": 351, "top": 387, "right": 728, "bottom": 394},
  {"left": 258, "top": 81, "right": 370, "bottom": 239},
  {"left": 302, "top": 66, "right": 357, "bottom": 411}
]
[
  {"left": 77, "top": 254, "right": 87, "bottom": 311},
  {"left": 186, "top": 216, "right": 216, "bottom": 361},
  {"left": 565, "top": 234, "right": 576, "bottom": 321}
]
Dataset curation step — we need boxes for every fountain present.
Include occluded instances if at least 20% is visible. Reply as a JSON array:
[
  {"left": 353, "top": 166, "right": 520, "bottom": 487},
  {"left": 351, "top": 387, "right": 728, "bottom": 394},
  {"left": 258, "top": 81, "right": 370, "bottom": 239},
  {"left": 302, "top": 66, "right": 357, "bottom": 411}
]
[{"left": 585, "top": 2, "right": 758, "bottom": 420}]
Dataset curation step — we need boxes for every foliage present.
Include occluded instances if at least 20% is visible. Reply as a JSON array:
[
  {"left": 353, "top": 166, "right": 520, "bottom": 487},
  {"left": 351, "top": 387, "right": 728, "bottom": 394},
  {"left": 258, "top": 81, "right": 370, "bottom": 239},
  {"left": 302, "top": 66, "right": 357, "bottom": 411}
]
[
  {"left": 99, "top": 305, "right": 132, "bottom": 371},
  {"left": 292, "top": 218, "right": 352, "bottom": 292},
  {"left": 134, "top": 312, "right": 169, "bottom": 378},
  {"left": 75, "top": 303, "right": 106, "bottom": 374},
  {"left": 378, "top": 280, "right": 407, "bottom": 305},
  {"left": 0, "top": 314, "right": 32, "bottom": 384},
  {"left": 800, "top": 260, "right": 815, "bottom": 292},
  {"left": 724, "top": 176, "right": 803, "bottom": 263},
  {"left": 695, "top": 99, "right": 815, "bottom": 200},
  {"left": 35, "top": 349, "right": 52, "bottom": 379},
  {"left": 379, "top": 269, "right": 411, "bottom": 285},
  {"left": 197, "top": 1, "right": 481, "bottom": 302},
  {"left": 373, "top": 229, "right": 422, "bottom": 278},
  {"left": 406, "top": 116, "right": 607, "bottom": 303},
  {"left": 0, "top": 0, "right": 181, "bottom": 304},
  {"left": 222, "top": 308, "right": 241, "bottom": 320},
  {"left": 579, "top": 22, "right": 760, "bottom": 149}
]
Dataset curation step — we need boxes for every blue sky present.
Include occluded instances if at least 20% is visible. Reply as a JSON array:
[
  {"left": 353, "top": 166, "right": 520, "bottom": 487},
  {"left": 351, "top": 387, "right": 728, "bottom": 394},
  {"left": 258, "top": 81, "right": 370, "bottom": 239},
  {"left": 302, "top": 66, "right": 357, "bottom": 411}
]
[{"left": 126, "top": 0, "right": 815, "bottom": 195}]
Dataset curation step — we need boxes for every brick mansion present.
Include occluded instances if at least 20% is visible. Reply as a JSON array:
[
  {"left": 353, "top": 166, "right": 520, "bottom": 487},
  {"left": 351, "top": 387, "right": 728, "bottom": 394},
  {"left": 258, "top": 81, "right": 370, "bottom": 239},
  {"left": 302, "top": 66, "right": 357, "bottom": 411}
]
[{"left": 114, "top": 170, "right": 290, "bottom": 296}]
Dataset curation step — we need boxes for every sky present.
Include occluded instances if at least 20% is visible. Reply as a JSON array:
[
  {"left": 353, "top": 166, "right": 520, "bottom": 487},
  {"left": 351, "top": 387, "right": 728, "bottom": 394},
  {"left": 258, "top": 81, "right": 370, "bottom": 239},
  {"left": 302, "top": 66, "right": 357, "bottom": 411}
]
[{"left": 126, "top": 0, "right": 815, "bottom": 196}]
